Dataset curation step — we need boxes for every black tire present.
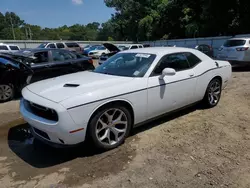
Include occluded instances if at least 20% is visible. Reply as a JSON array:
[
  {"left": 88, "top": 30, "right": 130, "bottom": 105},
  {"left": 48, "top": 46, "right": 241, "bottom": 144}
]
[
  {"left": 87, "top": 104, "right": 132, "bottom": 150},
  {"left": 202, "top": 78, "right": 222, "bottom": 108},
  {"left": 0, "top": 84, "right": 15, "bottom": 103}
]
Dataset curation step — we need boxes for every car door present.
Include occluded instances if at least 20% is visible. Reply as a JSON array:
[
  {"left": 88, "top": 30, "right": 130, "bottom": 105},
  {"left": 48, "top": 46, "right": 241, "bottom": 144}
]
[
  {"left": 29, "top": 51, "right": 53, "bottom": 83},
  {"left": 147, "top": 53, "right": 197, "bottom": 119}
]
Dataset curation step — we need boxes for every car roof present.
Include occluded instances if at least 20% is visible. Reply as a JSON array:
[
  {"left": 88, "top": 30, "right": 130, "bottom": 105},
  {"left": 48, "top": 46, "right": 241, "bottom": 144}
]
[
  {"left": 228, "top": 38, "right": 250, "bottom": 40},
  {"left": 120, "top": 47, "right": 199, "bottom": 56},
  {"left": 0, "top": 43, "right": 18, "bottom": 46}
]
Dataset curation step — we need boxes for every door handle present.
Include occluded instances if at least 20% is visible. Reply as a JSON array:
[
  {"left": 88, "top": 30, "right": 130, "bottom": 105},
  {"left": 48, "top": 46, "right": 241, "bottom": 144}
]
[{"left": 189, "top": 73, "right": 194, "bottom": 77}]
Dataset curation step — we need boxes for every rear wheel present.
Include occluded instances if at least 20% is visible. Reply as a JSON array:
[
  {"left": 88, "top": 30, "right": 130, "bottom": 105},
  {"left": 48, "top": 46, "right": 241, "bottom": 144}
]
[
  {"left": 88, "top": 105, "right": 132, "bottom": 150},
  {"left": 0, "top": 84, "right": 14, "bottom": 103},
  {"left": 202, "top": 78, "right": 222, "bottom": 108}
]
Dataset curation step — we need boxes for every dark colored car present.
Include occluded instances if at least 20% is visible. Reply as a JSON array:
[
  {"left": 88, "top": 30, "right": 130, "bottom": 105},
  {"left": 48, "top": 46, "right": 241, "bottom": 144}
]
[
  {"left": 0, "top": 49, "right": 94, "bottom": 102},
  {"left": 195, "top": 44, "right": 214, "bottom": 58},
  {"left": 98, "top": 43, "right": 121, "bottom": 65}
]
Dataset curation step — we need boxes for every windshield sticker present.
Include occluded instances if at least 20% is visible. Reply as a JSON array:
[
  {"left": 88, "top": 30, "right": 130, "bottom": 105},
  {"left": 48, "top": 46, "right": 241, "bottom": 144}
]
[
  {"left": 135, "top": 54, "right": 151, "bottom": 58},
  {"left": 133, "top": 71, "right": 140, "bottom": 76}
]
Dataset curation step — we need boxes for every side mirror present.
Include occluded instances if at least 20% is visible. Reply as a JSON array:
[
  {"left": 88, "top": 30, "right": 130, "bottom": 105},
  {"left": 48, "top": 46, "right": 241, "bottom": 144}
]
[{"left": 159, "top": 68, "right": 176, "bottom": 79}]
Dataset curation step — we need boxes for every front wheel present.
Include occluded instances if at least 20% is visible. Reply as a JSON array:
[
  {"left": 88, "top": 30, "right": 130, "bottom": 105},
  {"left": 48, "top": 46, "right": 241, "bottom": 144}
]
[
  {"left": 202, "top": 78, "right": 222, "bottom": 108},
  {"left": 0, "top": 84, "right": 15, "bottom": 103},
  {"left": 88, "top": 105, "right": 132, "bottom": 150}
]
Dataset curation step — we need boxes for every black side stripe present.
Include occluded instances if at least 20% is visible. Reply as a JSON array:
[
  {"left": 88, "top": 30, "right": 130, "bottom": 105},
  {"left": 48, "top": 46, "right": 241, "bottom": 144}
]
[{"left": 67, "top": 67, "right": 221, "bottom": 110}]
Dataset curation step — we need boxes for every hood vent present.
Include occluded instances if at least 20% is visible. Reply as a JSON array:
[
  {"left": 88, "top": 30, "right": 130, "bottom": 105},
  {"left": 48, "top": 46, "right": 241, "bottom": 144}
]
[{"left": 63, "top": 84, "right": 80, "bottom": 88}]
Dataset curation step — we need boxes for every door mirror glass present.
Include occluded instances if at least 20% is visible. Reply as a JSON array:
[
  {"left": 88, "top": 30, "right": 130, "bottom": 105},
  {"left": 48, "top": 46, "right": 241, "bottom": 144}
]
[{"left": 159, "top": 68, "right": 176, "bottom": 79}]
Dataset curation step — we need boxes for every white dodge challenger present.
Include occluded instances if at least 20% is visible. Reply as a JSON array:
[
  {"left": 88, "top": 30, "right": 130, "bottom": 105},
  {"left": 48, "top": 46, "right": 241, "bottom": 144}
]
[{"left": 20, "top": 47, "right": 232, "bottom": 150}]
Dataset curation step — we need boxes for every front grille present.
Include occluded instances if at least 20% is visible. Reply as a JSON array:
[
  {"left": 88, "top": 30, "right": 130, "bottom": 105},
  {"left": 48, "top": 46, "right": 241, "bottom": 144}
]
[
  {"left": 24, "top": 100, "right": 58, "bottom": 121},
  {"left": 33, "top": 127, "right": 50, "bottom": 140}
]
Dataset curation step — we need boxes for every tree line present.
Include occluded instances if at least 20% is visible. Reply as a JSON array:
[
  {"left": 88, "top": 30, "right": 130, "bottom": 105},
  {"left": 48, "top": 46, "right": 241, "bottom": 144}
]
[{"left": 1, "top": 0, "right": 250, "bottom": 42}]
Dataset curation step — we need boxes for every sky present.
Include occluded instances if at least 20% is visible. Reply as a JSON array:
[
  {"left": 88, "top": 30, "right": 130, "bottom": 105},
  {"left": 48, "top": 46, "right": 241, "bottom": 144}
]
[{"left": 1, "top": 0, "right": 115, "bottom": 28}]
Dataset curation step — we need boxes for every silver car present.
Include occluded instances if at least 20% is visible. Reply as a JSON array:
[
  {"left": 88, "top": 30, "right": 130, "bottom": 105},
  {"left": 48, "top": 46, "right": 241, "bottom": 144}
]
[{"left": 217, "top": 38, "right": 250, "bottom": 67}]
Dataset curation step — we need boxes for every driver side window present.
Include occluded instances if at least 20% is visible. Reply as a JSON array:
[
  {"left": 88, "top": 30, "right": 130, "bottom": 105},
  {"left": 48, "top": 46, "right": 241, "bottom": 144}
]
[{"left": 153, "top": 53, "right": 190, "bottom": 76}]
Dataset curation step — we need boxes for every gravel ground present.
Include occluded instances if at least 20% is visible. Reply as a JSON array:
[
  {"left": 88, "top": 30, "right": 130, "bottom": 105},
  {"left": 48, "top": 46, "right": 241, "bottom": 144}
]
[{"left": 0, "top": 68, "right": 250, "bottom": 188}]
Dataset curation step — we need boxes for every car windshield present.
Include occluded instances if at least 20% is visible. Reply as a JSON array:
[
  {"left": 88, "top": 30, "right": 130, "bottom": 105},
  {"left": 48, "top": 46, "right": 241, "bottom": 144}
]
[
  {"left": 93, "top": 52, "right": 156, "bottom": 77},
  {"left": 37, "top": 43, "right": 48, "bottom": 48},
  {"left": 90, "top": 46, "right": 100, "bottom": 50},
  {"left": 223, "top": 39, "right": 246, "bottom": 47},
  {"left": 97, "top": 46, "right": 106, "bottom": 50}
]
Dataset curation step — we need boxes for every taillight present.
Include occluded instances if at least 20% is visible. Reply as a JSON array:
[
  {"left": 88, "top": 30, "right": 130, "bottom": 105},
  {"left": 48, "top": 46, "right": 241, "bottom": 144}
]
[
  {"left": 236, "top": 47, "right": 249, "bottom": 51},
  {"left": 88, "top": 59, "right": 93, "bottom": 64}
]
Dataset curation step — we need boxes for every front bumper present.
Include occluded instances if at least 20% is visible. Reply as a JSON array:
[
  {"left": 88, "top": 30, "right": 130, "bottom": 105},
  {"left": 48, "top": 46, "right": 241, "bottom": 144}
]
[{"left": 20, "top": 89, "right": 87, "bottom": 146}]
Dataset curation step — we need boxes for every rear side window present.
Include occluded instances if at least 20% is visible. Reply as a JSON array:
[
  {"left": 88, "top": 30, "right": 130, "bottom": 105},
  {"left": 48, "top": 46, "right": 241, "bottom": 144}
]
[
  {"left": 139, "top": 45, "right": 143, "bottom": 48},
  {"left": 65, "top": 42, "right": 80, "bottom": 48},
  {"left": 130, "top": 45, "right": 138, "bottom": 49},
  {"left": 56, "top": 43, "right": 65, "bottom": 49},
  {"left": 9, "top": 46, "right": 19, "bottom": 50},
  {"left": 184, "top": 52, "right": 201, "bottom": 67},
  {"left": 223, "top": 40, "right": 246, "bottom": 47},
  {"left": 47, "top": 43, "right": 56, "bottom": 48},
  {"left": 0, "top": 45, "right": 8, "bottom": 50}
]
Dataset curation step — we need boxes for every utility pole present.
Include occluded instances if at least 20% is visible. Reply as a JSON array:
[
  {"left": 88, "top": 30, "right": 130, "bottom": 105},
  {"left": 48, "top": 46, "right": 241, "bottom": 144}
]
[
  {"left": 28, "top": 26, "right": 32, "bottom": 40},
  {"left": 9, "top": 12, "right": 16, "bottom": 40}
]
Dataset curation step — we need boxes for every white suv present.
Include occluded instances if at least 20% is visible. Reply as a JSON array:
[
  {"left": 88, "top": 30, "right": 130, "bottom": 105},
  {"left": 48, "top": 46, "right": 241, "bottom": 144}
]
[
  {"left": 217, "top": 38, "right": 250, "bottom": 67},
  {"left": 123, "top": 44, "right": 144, "bottom": 50},
  {"left": 0, "top": 43, "right": 20, "bottom": 52}
]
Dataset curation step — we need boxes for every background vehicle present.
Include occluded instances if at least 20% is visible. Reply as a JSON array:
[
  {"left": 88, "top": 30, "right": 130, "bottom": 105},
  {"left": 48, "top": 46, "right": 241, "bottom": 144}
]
[
  {"left": 0, "top": 43, "right": 20, "bottom": 52},
  {"left": 37, "top": 42, "right": 82, "bottom": 54},
  {"left": 117, "top": 45, "right": 126, "bottom": 51},
  {"left": 88, "top": 46, "right": 109, "bottom": 58},
  {"left": 123, "top": 44, "right": 144, "bottom": 50},
  {"left": 143, "top": 44, "right": 151, "bottom": 48},
  {"left": 195, "top": 44, "right": 214, "bottom": 58},
  {"left": 0, "top": 49, "right": 94, "bottom": 102},
  {"left": 20, "top": 47, "right": 231, "bottom": 150},
  {"left": 217, "top": 38, "right": 250, "bottom": 67},
  {"left": 98, "top": 43, "right": 120, "bottom": 65},
  {"left": 82, "top": 45, "right": 102, "bottom": 56}
]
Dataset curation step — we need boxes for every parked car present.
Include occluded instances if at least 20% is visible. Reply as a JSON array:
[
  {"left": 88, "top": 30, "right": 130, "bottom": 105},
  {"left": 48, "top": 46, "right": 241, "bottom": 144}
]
[
  {"left": 123, "top": 44, "right": 144, "bottom": 50},
  {"left": 0, "top": 49, "right": 94, "bottom": 102},
  {"left": 37, "top": 42, "right": 82, "bottom": 54},
  {"left": 194, "top": 44, "right": 214, "bottom": 58},
  {"left": 98, "top": 43, "right": 121, "bottom": 65},
  {"left": 143, "top": 44, "right": 151, "bottom": 48},
  {"left": 0, "top": 43, "right": 20, "bottom": 52},
  {"left": 217, "top": 38, "right": 250, "bottom": 67},
  {"left": 88, "top": 46, "right": 109, "bottom": 59},
  {"left": 117, "top": 45, "right": 127, "bottom": 51},
  {"left": 83, "top": 44, "right": 92, "bottom": 51},
  {"left": 82, "top": 45, "right": 102, "bottom": 56},
  {"left": 20, "top": 47, "right": 231, "bottom": 150}
]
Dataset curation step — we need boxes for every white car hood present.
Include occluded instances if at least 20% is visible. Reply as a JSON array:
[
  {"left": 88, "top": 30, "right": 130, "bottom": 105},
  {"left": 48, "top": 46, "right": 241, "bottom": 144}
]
[{"left": 26, "top": 71, "right": 134, "bottom": 103}]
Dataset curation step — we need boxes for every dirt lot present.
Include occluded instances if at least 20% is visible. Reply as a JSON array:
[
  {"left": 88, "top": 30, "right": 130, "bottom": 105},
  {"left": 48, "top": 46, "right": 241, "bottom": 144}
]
[{"left": 0, "top": 68, "right": 250, "bottom": 188}]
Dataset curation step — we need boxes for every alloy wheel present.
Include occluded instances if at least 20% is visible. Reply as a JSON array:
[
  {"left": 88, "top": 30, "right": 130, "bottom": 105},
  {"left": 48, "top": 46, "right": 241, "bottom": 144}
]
[
  {"left": 95, "top": 108, "right": 128, "bottom": 146},
  {"left": 0, "top": 85, "right": 13, "bottom": 101},
  {"left": 208, "top": 80, "right": 221, "bottom": 105}
]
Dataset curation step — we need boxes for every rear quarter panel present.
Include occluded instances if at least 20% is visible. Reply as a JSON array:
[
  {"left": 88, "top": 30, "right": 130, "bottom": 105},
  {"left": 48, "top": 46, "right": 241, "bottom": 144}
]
[{"left": 194, "top": 59, "right": 231, "bottom": 101}]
